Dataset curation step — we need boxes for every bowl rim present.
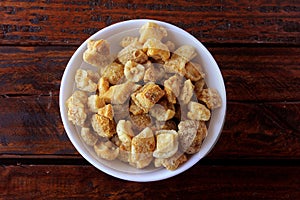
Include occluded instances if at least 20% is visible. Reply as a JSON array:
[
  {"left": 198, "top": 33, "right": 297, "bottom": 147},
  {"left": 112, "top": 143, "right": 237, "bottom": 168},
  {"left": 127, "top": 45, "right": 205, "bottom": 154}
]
[{"left": 59, "top": 19, "right": 227, "bottom": 182}]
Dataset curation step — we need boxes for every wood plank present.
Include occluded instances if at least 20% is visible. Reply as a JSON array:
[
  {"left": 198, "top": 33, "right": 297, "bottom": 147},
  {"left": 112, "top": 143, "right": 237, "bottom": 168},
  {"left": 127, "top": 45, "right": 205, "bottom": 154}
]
[
  {"left": 0, "top": 164, "right": 299, "bottom": 199},
  {"left": 0, "top": 0, "right": 299, "bottom": 45},
  {"left": 0, "top": 46, "right": 299, "bottom": 101},
  {"left": 0, "top": 96, "right": 299, "bottom": 159}
]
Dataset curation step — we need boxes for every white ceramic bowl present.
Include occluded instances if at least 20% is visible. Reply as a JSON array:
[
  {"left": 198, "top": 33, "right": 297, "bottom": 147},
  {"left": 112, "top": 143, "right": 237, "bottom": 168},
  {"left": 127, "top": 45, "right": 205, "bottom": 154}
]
[{"left": 59, "top": 19, "right": 226, "bottom": 182}]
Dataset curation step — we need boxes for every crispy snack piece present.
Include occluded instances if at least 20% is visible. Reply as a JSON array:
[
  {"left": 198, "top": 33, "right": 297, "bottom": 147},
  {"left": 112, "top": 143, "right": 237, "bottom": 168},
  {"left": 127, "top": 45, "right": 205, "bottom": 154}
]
[
  {"left": 75, "top": 69, "right": 99, "bottom": 92},
  {"left": 138, "top": 22, "right": 167, "bottom": 43},
  {"left": 187, "top": 101, "right": 211, "bottom": 121},
  {"left": 164, "top": 41, "right": 175, "bottom": 52},
  {"left": 91, "top": 114, "right": 116, "bottom": 138},
  {"left": 164, "top": 74, "right": 183, "bottom": 104},
  {"left": 177, "top": 120, "right": 199, "bottom": 153},
  {"left": 102, "top": 62, "right": 124, "bottom": 85},
  {"left": 179, "top": 79, "right": 195, "bottom": 104},
  {"left": 94, "top": 140, "right": 119, "bottom": 161},
  {"left": 194, "top": 79, "right": 205, "bottom": 97},
  {"left": 81, "top": 127, "right": 98, "bottom": 146},
  {"left": 83, "top": 39, "right": 113, "bottom": 68},
  {"left": 130, "top": 127, "right": 155, "bottom": 168},
  {"left": 117, "top": 41, "right": 148, "bottom": 65},
  {"left": 143, "top": 62, "right": 165, "bottom": 83},
  {"left": 164, "top": 45, "right": 197, "bottom": 75},
  {"left": 131, "top": 82, "right": 165, "bottom": 113},
  {"left": 98, "top": 104, "right": 114, "bottom": 121},
  {"left": 184, "top": 62, "right": 205, "bottom": 82},
  {"left": 66, "top": 91, "right": 88, "bottom": 127},
  {"left": 97, "top": 77, "right": 110, "bottom": 96},
  {"left": 197, "top": 88, "right": 222, "bottom": 110},
  {"left": 124, "top": 61, "right": 145, "bottom": 82},
  {"left": 153, "top": 130, "right": 178, "bottom": 159},
  {"left": 87, "top": 94, "right": 105, "bottom": 113},
  {"left": 154, "top": 151, "right": 187, "bottom": 171},
  {"left": 116, "top": 120, "right": 134, "bottom": 162},
  {"left": 129, "top": 100, "right": 144, "bottom": 115},
  {"left": 102, "top": 81, "right": 137, "bottom": 104},
  {"left": 142, "top": 38, "right": 170, "bottom": 61},
  {"left": 185, "top": 121, "right": 208, "bottom": 154}
]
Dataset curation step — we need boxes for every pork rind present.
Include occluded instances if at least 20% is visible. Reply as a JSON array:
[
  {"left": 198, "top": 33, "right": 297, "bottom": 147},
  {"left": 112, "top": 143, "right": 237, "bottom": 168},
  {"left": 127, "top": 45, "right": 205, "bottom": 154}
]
[
  {"left": 185, "top": 121, "right": 208, "bottom": 154},
  {"left": 120, "top": 36, "right": 138, "bottom": 48},
  {"left": 142, "top": 38, "right": 170, "bottom": 61},
  {"left": 87, "top": 94, "right": 105, "bottom": 113},
  {"left": 149, "top": 98, "right": 175, "bottom": 121},
  {"left": 91, "top": 114, "right": 116, "bottom": 138},
  {"left": 97, "top": 77, "right": 110, "bottom": 96},
  {"left": 177, "top": 120, "right": 199, "bottom": 152},
  {"left": 124, "top": 61, "right": 145, "bottom": 82},
  {"left": 117, "top": 41, "right": 148, "bottom": 65},
  {"left": 154, "top": 151, "right": 187, "bottom": 171},
  {"left": 75, "top": 69, "right": 99, "bottom": 92},
  {"left": 143, "top": 62, "right": 165, "bottom": 83},
  {"left": 163, "top": 45, "right": 197, "bottom": 75},
  {"left": 102, "top": 62, "right": 124, "bottom": 85},
  {"left": 129, "top": 113, "right": 152, "bottom": 132},
  {"left": 197, "top": 88, "right": 222, "bottom": 110},
  {"left": 184, "top": 62, "right": 205, "bottom": 82},
  {"left": 130, "top": 127, "right": 156, "bottom": 168},
  {"left": 66, "top": 91, "right": 88, "bottom": 127},
  {"left": 179, "top": 79, "right": 195, "bottom": 104},
  {"left": 94, "top": 140, "right": 119, "bottom": 161},
  {"left": 187, "top": 101, "right": 211, "bottom": 121},
  {"left": 83, "top": 39, "right": 113, "bottom": 68},
  {"left": 153, "top": 130, "right": 178, "bottom": 159},
  {"left": 164, "top": 74, "right": 183, "bottom": 104},
  {"left": 98, "top": 104, "right": 114, "bottom": 120},
  {"left": 139, "top": 22, "right": 167, "bottom": 43},
  {"left": 116, "top": 120, "right": 134, "bottom": 162},
  {"left": 131, "top": 82, "right": 165, "bottom": 113},
  {"left": 81, "top": 127, "right": 98, "bottom": 146}
]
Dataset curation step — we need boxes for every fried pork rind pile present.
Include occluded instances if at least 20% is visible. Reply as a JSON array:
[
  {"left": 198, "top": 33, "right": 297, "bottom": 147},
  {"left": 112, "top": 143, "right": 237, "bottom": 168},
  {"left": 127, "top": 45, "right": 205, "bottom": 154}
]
[{"left": 66, "top": 22, "right": 222, "bottom": 171}]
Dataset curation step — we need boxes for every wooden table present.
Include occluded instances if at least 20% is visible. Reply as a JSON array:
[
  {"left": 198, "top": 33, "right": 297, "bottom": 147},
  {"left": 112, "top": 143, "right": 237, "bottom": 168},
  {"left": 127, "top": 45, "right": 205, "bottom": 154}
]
[{"left": 1, "top": 0, "right": 299, "bottom": 199}]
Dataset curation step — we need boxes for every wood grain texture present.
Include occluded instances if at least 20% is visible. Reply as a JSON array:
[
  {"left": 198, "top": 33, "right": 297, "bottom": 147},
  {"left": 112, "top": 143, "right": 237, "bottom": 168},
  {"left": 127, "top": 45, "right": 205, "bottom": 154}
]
[
  {"left": 0, "top": 164, "right": 299, "bottom": 199},
  {"left": 0, "top": 96, "right": 299, "bottom": 159},
  {"left": 0, "top": 46, "right": 299, "bottom": 101},
  {"left": 0, "top": 0, "right": 299, "bottom": 45}
]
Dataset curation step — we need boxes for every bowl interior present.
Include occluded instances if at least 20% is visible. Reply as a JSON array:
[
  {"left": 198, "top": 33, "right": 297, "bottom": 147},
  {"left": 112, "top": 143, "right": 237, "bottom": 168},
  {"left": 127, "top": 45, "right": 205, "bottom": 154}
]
[{"left": 59, "top": 19, "right": 226, "bottom": 182}]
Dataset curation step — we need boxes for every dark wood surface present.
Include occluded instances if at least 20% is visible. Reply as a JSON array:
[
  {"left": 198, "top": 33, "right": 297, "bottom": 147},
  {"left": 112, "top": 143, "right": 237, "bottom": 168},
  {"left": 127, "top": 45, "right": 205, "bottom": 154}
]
[{"left": 0, "top": 0, "right": 299, "bottom": 199}]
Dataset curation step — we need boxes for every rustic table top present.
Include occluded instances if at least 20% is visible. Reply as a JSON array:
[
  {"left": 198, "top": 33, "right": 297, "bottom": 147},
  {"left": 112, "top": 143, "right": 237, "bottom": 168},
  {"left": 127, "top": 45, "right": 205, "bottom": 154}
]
[{"left": 0, "top": 0, "right": 299, "bottom": 199}]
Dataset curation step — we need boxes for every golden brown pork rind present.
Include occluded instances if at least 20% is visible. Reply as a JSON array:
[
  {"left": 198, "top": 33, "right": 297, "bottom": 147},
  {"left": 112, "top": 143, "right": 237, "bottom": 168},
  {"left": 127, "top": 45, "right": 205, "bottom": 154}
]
[
  {"left": 102, "top": 62, "right": 124, "bottom": 85},
  {"left": 94, "top": 140, "right": 119, "bottom": 161},
  {"left": 142, "top": 38, "right": 170, "bottom": 61},
  {"left": 187, "top": 101, "right": 211, "bottom": 121},
  {"left": 75, "top": 69, "right": 99, "bottom": 92},
  {"left": 197, "top": 88, "right": 222, "bottom": 110},
  {"left": 153, "top": 130, "right": 178, "bottom": 159},
  {"left": 138, "top": 22, "right": 167, "bottom": 44},
  {"left": 91, "top": 114, "right": 116, "bottom": 138}
]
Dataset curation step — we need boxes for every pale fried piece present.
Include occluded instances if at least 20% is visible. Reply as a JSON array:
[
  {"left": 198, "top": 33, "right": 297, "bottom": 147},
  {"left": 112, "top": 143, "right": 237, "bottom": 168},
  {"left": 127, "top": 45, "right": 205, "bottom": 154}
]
[
  {"left": 66, "top": 91, "right": 88, "bottom": 127},
  {"left": 179, "top": 79, "right": 195, "bottom": 104},
  {"left": 139, "top": 22, "right": 167, "bottom": 43},
  {"left": 124, "top": 61, "right": 145, "bottom": 82},
  {"left": 162, "top": 151, "right": 187, "bottom": 170},
  {"left": 91, "top": 114, "right": 116, "bottom": 138},
  {"left": 97, "top": 77, "right": 110, "bottom": 96},
  {"left": 117, "top": 120, "right": 135, "bottom": 138},
  {"left": 142, "top": 38, "right": 170, "bottom": 61},
  {"left": 75, "top": 69, "right": 99, "bottom": 92},
  {"left": 129, "top": 113, "right": 152, "bottom": 132},
  {"left": 81, "top": 127, "right": 98, "bottom": 146},
  {"left": 129, "top": 100, "right": 144, "bottom": 115},
  {"left": 130, "top": 127, "right": 155, "bottom": 168},
  {"left": 116, "top": 120, "right": 134, "bottom": 162},
  {"left": 164, "top": 41, "right": 175, "bottom": 52},
  {"left": 83, "top": 39, "right": 113, "bottom": 68},
  {"left": 66, "top": 90, "right": 88, "bottom": 106},
  {"left": 94, "top": 140, "right": 119, "bottom": 161},
  {"left": 131, "top": 82, "right": 165, "bottom": 113},
  {"left": 178, "top": 120, "right": 199, "bottom": 152},
  {"left": 197, "top": 88, "right": 222, "bottom": 109},
  {"left": 118, "top": 144, "right": 131, "bottom": 163},
  {"left": 102, "top": 81, "right": 136, "bottom": 104},
  {"left": 102, "top": 62, "right": 124, "bottom": 85},
  {"left": 164, "top": 74, "right": 183, "bottom": 103},
  {"left": 153, "top": 130, "right": 178, "bottom": 159},
  {"left": 194, "top": 79, "right": 205, "bottom": 98},
  {"left": 149, "top": 98, "right": 176, "bottom": 121},
  {"left": 117, "top": 41, "right": 148, "bottom": 65},
  {"left": 98, "top": 104, "right": 114, "bottom": 120},
  {"left": 120, "top": 36, "right": 138, "bottom": 47},
  {"left": 184, "top": 62, "right": 205, "bottom": 82},
  {"left": 143, "top": 62, "right": 165, "bottom": 82},
  {"left": 87, "top": 94, "right": 105, "bottom": 113},
  {"left": 185, "top": 121, "right": 208, "bottom": 154},
  {"left": 187, "top": 101, "right": 211, "bottom": 121},
  {"left": 164, "top": 45, "right": 197, "bottom": 75}
]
